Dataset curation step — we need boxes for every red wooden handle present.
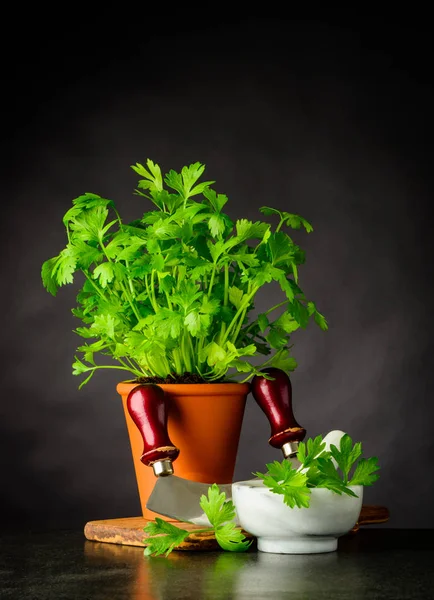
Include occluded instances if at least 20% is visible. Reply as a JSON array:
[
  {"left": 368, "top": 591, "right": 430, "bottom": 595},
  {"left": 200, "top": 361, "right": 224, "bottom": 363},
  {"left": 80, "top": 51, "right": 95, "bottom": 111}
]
[
  {"left": 126, "top": 384, "right": 180, "bottom": 467},
  {"left": 251, "top": 367, "right": 306, "bottom": 448}
]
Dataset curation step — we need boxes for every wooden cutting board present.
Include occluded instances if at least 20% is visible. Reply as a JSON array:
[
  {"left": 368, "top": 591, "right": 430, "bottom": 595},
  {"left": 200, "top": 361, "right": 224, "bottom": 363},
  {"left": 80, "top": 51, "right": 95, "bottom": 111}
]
[{"left": 84, "top": 504, "right": 389, "bottom": 551}]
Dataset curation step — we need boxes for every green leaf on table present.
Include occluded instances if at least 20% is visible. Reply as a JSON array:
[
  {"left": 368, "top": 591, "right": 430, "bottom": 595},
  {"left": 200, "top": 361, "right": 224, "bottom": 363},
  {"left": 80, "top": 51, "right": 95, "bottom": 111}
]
[{"left": 143, "top": 518, "right": 190, "bottom": 557}]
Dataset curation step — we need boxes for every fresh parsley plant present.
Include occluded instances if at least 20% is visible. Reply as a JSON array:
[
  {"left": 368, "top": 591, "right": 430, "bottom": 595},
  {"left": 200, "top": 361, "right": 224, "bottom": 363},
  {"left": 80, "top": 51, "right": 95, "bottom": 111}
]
[
  {"left": 41, "top": 159, "right": 328, "bottom": 387},
  {"left": 255, "top": 434, "right": 380, "bottom": 508},
  {"left": 143, "top": 483, "right": 252, "bottom": 556}
]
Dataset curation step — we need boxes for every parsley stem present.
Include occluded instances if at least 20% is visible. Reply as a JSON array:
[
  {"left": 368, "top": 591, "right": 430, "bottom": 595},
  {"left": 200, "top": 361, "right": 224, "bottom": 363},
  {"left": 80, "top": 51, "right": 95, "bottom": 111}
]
[
  {"left": 125, "top": 260, "right": 136, "bottom": 297},
  {"left": 150, "top": 270, "right": 159, "bottom": 312},
  {"left": 258, "top": 352, "right": 281, "bottom": 369},
  {"left": 221, "top": 285, "right": 259, "bottom": 345},
  {"left": 98, "top": 235, "right": 142, "bottom": 322},
  {"left": 165, "top": 290, "right": 172, "bottom": 310},
  {"left": 147, "top": 355, "right": 167, "bottom": 378},
  {"left": 185, "top": 528, "right": 212, "bottom": 534},
  {"left": 230, "top": 282, "right": 253, "bottom": 343},
  {"left": 182, "top": 334, "right": 192, "bottom": 372},
  {"left": 207, "top": 264, "right": 217, "bottom": 298},
  {"left": 188, "top": 335, "right": 195, "bottom": 367},
  {"left": 237, "top": 373, "right": 254, "bottom": 384},
  {"left": 124, "top": 356, "right": 144, "bottom": 375},
  {"left": 121, "top": 283, "right": 142, "bottom": 322},
  {"left": 172, "top": 348, "right": 183, "bottom": 374},
  {"left": 82, "top": 272, "right": 107, "bottom": 300},
  {"left": 219, "top": 263, "right": 229, "bottom": 341},
  {"left": 85, "top": 364, "right": 144, "bottom": 375},
  {"left": 275, "top": 216, "right": 285, "bottom": 233},
  {"left": 223, "top": 264, "right": 229, "bottom": 306},
  {"left": 144, "top": 275, "right": 158, "bottom": 313},
  {"left": 264, "top": 300, "right": 288, "bottom": 316},
  {"left": 117, "top": 357, "right": 144, "bottom": 377}
]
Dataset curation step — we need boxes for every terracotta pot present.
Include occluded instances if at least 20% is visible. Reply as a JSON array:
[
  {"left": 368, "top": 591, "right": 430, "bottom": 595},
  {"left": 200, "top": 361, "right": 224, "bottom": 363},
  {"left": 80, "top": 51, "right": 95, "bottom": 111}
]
[{"left": 117, "top": 381, "right": 250, "bottom": 521}]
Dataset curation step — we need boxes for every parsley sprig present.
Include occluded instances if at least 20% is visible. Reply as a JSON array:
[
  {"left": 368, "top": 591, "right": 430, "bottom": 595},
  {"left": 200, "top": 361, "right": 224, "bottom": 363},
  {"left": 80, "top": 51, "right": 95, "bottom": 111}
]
[
  {"left": 41, "top": 159, "right": 328, "bottom": 387},
  {"left": 255, "top": 434, "right": 380, "bottom": 508},
  {"left": 143, "top": 483, "right": 252, "bottom": 557}
]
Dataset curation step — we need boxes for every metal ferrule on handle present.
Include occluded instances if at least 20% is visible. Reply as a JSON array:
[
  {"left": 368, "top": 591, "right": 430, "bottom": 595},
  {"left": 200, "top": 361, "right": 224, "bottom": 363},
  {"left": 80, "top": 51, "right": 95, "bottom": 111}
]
[
  {"left": 151, "top": 459, "right": 174, "bottom": 477},
  {"left": 281, "top": 441, "right": 300, "bottom": 459}
]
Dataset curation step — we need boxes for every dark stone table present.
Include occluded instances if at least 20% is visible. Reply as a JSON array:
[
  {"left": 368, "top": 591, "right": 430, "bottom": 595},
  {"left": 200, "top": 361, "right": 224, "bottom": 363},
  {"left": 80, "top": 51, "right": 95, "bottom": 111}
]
[{"left": 0, "top": 528, "right": 432, "bottom": 599}]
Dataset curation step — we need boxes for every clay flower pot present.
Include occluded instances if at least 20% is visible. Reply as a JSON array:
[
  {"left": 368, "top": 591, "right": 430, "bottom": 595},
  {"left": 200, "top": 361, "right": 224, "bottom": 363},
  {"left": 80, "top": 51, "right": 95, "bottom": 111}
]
[{"left": 117, "top": 381, "right": 250, "bottom": 521}]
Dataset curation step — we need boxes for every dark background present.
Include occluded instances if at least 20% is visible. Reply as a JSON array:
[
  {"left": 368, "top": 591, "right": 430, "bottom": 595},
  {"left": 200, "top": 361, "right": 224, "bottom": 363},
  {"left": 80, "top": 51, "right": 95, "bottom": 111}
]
[{"left": 1, "top": 16, "right": 433, "bottom": 530}]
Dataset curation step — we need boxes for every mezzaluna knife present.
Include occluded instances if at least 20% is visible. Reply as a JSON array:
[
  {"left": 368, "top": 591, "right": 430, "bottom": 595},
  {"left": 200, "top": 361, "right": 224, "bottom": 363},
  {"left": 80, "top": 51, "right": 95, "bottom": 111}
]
[
  {"left": 251, "top": 367, "right": 306, "bottom": 469},
  {"left": 126, "top": 383, "right": 232, "bottom": 526}
]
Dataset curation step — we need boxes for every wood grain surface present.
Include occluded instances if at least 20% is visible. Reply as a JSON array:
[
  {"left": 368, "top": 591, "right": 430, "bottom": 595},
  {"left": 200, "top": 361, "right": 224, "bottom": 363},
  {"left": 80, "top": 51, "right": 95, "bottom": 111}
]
[{"left": 84, "top": 504, "right": 390, "bottom": 550}]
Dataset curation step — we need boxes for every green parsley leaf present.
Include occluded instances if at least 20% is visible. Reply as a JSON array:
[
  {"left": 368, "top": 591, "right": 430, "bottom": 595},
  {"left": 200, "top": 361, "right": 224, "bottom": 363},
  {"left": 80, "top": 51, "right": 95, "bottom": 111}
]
[
  {"left": 208, "top": 214, "right": 226, "bottom": 238},
  {"left": 202, "top": 187, "right": 228, "bottom": 212},
  {"left": 274, "top": 311, "right": 300, "bottom": 334},
  {"left": 236, "top": 219, "right": 270, "bottom": 242},
  {"left": 282, "top": 212, "right": 313, "bottom": 233},
  {"left": 93, "top": 263, "right": 115, "bottom": 288},
  {"left": 228, "top": 286, "right": 244, "bottom": 309},
  {"left": 348, "top": 457, "right": 380, "bottom": 486},
  {"left": 52, "top": 248, "right": 77, "bottom": 286},
  {"left": 143, "top": 518, "right": 190, "bottom": 557},
  {"left": 200, "top": 483, "right": 234, "bottom": 526},
  {"left": 329, "top": 434, "right": 362, "bottom": 484},
  {"left": 202, "top": 342, "right": 227, "bottom": 366},
  {"left": 265, "top": 327, "right": 288, "bottom": 350},
  {"left": 315, "top": 457, "right": 358, "bottom": 497},
  {"left": 297, "top": 435, "right": 329, "bottom": 468},
  {"left": 268, "top": 348, "right": 298, "bottom": 372},
  {"left": 257, "top": 313, "right": 269, "bottom": 332},
  {"left": 131, "top": 159, "right": 164, "bottom": 194},
  {"left": 200, "top": 484, "right": 252, "bottom": 552},
  {"left": 41, "top": 257, "right": 60, "bottom": 296},
  {"left": 266, "top": 232, "right": 295, "bottom": 266},
  {"left": 255, "top": 460, "right": 310, "bottom": 508},
  {"left": 213, "top": 522, "right": 252, "bottom": 552}
]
